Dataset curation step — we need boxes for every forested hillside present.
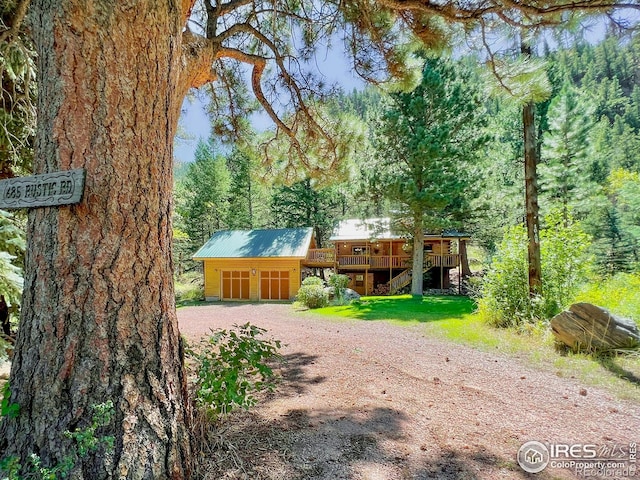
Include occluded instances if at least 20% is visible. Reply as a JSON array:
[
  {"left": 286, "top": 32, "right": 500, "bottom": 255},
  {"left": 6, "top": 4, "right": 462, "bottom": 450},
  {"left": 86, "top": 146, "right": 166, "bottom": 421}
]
[{"left": 175, "top": 32, "right": 639, "bottom": 278}]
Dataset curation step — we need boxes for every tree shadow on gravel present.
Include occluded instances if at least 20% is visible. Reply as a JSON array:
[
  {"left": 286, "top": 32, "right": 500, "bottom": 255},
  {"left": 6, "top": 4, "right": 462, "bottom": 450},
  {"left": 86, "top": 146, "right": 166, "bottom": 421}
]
[
  {"left": 194, "top": 406, "right": 570, "bottom": 480},
  {"left": 415, "top": 448, "right": 572, "bottom": 480},
  {"left": 271, "top": 352, "right": 326, "bottom": 397},
  {"left": 193, "top": 344, "right": 572, "bottom": 480}
]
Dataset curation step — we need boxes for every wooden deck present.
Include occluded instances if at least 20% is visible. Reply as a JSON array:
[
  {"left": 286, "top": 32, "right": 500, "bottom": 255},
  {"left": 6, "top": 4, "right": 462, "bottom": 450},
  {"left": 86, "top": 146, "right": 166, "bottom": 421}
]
[{"left": 304, "top": 250, "right": 460, "bottom": 270}]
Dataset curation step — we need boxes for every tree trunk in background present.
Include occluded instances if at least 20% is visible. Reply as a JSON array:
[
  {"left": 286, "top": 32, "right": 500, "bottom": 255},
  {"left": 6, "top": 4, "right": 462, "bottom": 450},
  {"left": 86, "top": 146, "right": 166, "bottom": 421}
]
[
  {"left": 523, "top": 100, "right": 542, "bottom": 296},
  {"left": 521, "top": 42, "right": 542, "bottom": 297},
  {"left": 459, "top": 239, "right": 472, "bottom": 278},
  {"left": 411, "top": 218, "right": 424, "bottom": 296},
  {"left": 0, "top": 1, "right": 192, "bottom": 478}
]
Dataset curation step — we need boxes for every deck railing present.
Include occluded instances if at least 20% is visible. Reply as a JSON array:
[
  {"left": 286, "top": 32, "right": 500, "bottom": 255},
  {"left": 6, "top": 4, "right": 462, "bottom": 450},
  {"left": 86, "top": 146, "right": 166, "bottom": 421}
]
[
  {"left": 337, "top": 255, "right": 369, "bottom": 267},
  {"left": 305, "top": 250, "right": 460, "bottom": 269},
  {"left": 305, "top": 248, "right": 335, "bottom": 265},
  {"left": 369, "top": 255, "right": 412, "bottom": 269},
  {"left": 427, "top": 253, "right": 459, "bottom": 268}
]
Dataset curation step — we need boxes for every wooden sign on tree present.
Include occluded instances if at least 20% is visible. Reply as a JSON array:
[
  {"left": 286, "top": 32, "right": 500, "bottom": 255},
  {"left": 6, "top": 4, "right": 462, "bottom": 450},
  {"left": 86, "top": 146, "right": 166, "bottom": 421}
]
[{"left": 0, "top": 169, "right": 85, "bottom": 209}]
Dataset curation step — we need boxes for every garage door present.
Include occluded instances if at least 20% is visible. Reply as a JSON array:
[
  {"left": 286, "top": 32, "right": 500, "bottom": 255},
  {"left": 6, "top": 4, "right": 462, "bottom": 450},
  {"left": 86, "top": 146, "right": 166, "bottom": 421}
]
[
  {"left": 221, "top": 271, "right": 250, "bottom": 300},
  {"left": 260, "top": 271, "right": 290, "bottom": 300}
]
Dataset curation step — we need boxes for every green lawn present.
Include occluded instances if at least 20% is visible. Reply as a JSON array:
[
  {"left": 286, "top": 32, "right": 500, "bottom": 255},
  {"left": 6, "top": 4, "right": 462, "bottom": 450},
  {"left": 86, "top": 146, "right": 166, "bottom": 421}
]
[
  {"left": 315, "top": 294, "right": 475, "bottom": 323},
  {"left": 310, "top": 295, "right": 640, "bottom": 402}
]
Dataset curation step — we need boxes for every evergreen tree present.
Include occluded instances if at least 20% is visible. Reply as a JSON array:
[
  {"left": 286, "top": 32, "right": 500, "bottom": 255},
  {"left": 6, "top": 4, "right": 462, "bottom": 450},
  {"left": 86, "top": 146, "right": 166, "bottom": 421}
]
[
  {"left": 609, "top": 117, "right": 640, "bottom": 172},
  {"left": 175, "top": 138, "right": 231, "bottom": 246},
  {"left": 0, "top": 210, "right": 24, "bottom": 311},
  {"left": 270, "top": 179, "right": 344, "bottom": 248},
  {"left": 471, "top": 100, "right": 524, "bottom": 252},
  {"left": 371, "top": 55, "right": 488, "bottom": 295},
  {"left": 0, "top": 0, "right": 35, "bottom": 178},
  {"left": 539, "top": 83, "right": 595, "bottom": 223},
  {"left": 225, "top": 147, "right": 272, "bottom": 230},
  {"left": 589, "top": 203, "right": 637, "bottom": 275}
]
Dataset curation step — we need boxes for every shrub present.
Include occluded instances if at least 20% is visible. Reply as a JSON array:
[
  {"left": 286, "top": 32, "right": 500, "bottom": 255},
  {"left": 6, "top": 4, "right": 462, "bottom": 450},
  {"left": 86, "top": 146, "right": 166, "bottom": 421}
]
[
  {"left": 175, "top": 273, "right": 204, "bottom": 305},
  {"left": 328, "top": 274, "right": 350, "bottom": 304},
  {"left": 476, "top": 225, "right": 532, "bottom": 328},
  {"left": 297, "top": 276, "right": 328, "bottom": 308},
  {"left": 478, "top": 212, "right": 594, "bottom": 328},
  {"left": 186, "top": 323, "right": 281, "bottom": 420},
  {"left": 540, "top": 212, "right": 594, "bottom": 315},
  {"left": 175, "top": 282, "right": 204, "bottom": 304},
  {"left": 301, "top": 276, "right": 323, "bottom": 286}
]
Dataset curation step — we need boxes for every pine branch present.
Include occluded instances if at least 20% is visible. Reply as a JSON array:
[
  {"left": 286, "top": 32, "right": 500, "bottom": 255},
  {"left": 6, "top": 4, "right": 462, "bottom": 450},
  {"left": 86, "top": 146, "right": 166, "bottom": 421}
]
[{"left": 0, "top": 0, "right": 30, "bottom": 44}]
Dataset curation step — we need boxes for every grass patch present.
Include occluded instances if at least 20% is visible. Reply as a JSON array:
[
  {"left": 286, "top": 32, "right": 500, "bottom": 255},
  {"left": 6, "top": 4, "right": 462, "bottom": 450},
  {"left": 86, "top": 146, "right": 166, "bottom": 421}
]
[
  {"left": 314, "top": 294, "right": 475, "bottom": 323},
  {"left": 311, "top": 295, "right": 640, "bottom": 402}
]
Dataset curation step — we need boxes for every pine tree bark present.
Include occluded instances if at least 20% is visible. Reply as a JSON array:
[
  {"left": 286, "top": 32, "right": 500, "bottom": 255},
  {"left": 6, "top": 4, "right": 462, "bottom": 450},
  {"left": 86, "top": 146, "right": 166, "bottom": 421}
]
[
  {"left": 459, "top": 239, "right": 472, "bottom": 278},
  {"left": 411, "top": 217, "right": 424, "bottom": 296},
  {"left": 521, "top": 43, "right": 542, "bottom": 297},
  {"left": 523, "top": 101, "right": 542, "bottom": 296},
  {"left": 0, "top": 1, "right": 196, "bottom": 478}
]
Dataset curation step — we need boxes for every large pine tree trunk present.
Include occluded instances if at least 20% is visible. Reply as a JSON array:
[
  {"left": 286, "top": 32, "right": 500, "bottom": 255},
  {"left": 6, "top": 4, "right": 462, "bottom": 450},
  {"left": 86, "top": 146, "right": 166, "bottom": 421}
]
[
  {"left": 411, "top": 218, "right": 424, "bottom": 296},
  {"left": 521, "top": 43, "right": 542, "bottom": 297},
  {"left": 0, "top": 1, "right": 192, "bottom": 478}
]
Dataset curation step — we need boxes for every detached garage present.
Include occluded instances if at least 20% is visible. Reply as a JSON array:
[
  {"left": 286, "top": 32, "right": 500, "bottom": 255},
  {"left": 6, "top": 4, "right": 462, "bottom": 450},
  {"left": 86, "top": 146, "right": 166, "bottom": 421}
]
[{"left": 192, "top": 227, "right": 315, "bottom": 301}]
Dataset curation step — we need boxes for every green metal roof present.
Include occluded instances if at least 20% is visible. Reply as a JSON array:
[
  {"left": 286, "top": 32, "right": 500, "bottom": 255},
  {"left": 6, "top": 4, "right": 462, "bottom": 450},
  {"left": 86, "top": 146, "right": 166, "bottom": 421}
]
[{"left": 193, "top": 227, "right": 313, "bottom": 259}]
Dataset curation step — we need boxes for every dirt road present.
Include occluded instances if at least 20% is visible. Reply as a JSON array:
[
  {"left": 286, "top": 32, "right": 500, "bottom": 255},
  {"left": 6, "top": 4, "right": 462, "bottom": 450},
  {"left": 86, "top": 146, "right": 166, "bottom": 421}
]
[{"left": 178, "top": 303, "right": 640, "bottom": 480}]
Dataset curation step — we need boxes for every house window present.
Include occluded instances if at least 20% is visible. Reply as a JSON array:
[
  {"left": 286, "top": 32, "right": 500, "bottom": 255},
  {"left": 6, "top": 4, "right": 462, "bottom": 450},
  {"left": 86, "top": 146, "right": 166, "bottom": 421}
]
[
  {"left": 352, "top": 245, "right": 369, "bottom": 256},
  {"left": 355, "top": 274, "right": 364, "bottom": 287},
  {"left": 424, "top": 244, "right": 433, "bottom": 252}
]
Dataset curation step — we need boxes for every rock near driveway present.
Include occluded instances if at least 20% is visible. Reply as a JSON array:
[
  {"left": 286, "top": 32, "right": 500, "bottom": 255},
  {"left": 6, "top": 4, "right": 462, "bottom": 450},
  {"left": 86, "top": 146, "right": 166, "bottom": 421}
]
[{"left": 551, "top": 302, "right": 640, "bottom": 353}]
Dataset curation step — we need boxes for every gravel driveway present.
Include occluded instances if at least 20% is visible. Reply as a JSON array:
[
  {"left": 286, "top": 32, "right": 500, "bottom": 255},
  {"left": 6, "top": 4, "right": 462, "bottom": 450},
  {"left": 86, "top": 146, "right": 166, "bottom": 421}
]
[{"left": 178, "top": 302, "right": 640, "bottom": 480}]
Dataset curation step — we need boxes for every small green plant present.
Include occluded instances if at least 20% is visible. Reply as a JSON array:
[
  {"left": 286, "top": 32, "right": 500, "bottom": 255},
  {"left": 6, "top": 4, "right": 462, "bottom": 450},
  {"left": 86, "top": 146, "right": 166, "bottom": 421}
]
[
  {"left": 0, "top": 400, "right": 114, "bottom": 479},
  {"left": 328, "top": 274, "right": 350, "bottom": 305},
  {"left": 63, "top": 401, "right": 115, "bottom": 457},
  {"left": 1, "top": 382, "right": 19, "bottom": 419},
  {"left": 186, "top": 323, "right": 281, "bottom": 420},
  {"left": 296, "top": 276, "right": 328, "bottom": 309}
]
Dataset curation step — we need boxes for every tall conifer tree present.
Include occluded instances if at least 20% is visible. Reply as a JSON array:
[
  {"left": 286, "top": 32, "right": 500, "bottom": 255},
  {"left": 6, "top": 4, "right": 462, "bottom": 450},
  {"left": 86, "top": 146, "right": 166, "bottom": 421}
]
[{"left": 372, "top": 55, "right": 487, "bottom": 295}]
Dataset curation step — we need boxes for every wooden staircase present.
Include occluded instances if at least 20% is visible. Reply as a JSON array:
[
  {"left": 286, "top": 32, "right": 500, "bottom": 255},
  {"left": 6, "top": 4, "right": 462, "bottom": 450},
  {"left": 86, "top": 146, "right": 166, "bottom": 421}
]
[{"left": 388, "top": 259, "right": 433, "bottom": 294}]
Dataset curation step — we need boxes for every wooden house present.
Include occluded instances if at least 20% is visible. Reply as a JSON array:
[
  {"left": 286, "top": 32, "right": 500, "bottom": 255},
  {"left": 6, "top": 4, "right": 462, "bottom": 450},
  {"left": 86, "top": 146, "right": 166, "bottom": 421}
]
[
  {"left": 194, "top": 219, "right": 469, "bottom": 301},
  {"left": 193, "top": 227, "right": 315, "bottom": 301},
  {"left": 305, "top": 218, "right": 469, "bottom": 296}
]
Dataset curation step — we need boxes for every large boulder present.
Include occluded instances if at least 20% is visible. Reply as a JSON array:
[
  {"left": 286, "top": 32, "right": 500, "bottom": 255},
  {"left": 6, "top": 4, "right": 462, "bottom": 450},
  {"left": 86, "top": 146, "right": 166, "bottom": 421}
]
[
  {"left": 550, "top": 303, "right": 640, "bottom": 353},
  {"left": 324, "top": 287, "right": 361, "bottom": 302},
  {"left": 343, "top": 288, "right": 361, "bottom": 301}
]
